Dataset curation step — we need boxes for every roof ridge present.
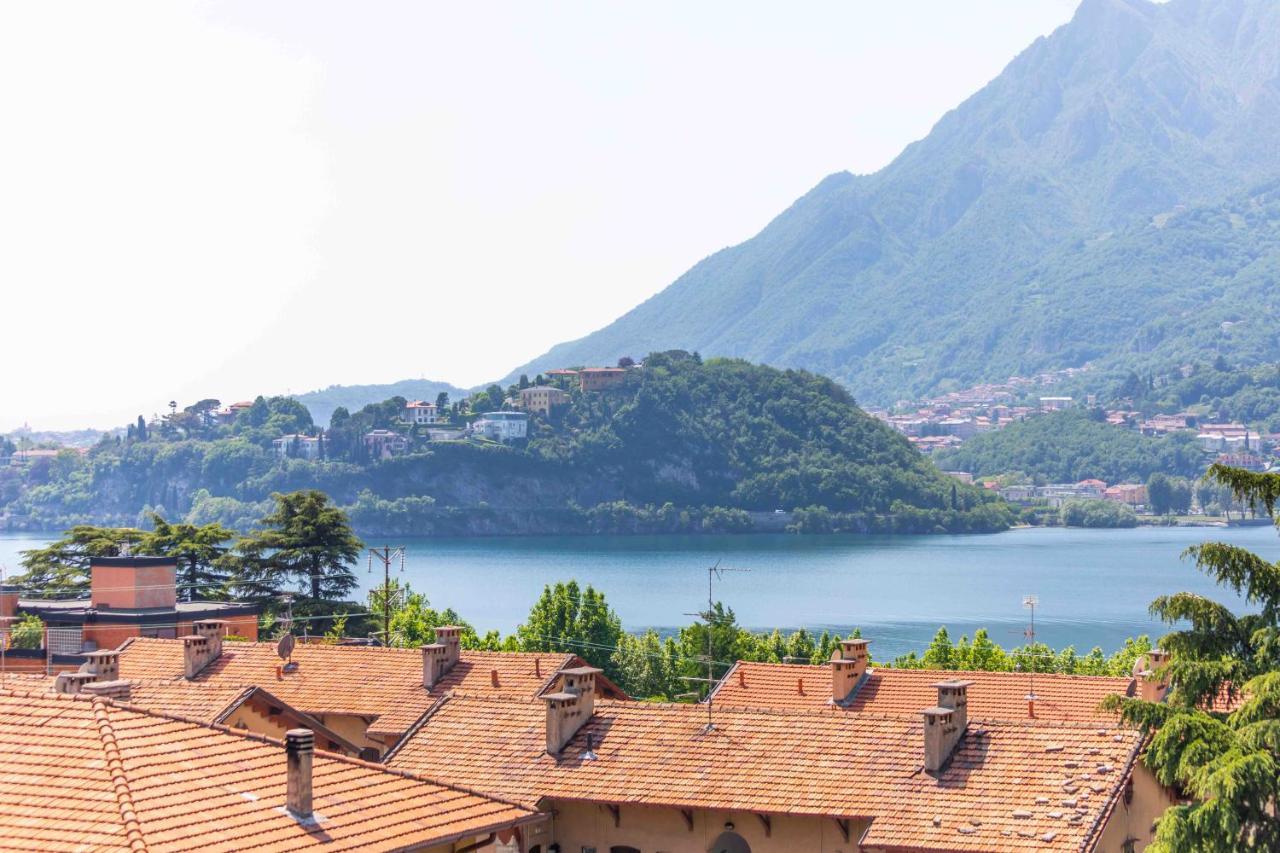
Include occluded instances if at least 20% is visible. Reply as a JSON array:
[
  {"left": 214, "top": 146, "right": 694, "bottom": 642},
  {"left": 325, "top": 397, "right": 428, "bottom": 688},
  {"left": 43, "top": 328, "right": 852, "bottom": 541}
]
[
  {"left": 91, "top": 698, "right": 148, "bottom": 853},
  {"left": 438, "top": 692, "right": 1139, "bottom": 730},
  {"left": 735, "top": 660, "right": 1134, "bottom": 682}
]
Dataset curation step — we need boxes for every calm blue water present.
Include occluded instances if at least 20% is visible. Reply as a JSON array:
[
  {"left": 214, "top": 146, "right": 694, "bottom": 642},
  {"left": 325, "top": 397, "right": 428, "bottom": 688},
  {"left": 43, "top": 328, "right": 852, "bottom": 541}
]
[{"left": 2, "top": 526, "right": 1270, "bottom": 659}]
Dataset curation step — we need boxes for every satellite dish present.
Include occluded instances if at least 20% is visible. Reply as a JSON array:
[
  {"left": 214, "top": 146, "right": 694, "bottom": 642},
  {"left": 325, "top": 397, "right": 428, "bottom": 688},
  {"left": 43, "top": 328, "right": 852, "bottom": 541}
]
[{"left": 277, "top": 634, "right": 296, "bottom": 662}]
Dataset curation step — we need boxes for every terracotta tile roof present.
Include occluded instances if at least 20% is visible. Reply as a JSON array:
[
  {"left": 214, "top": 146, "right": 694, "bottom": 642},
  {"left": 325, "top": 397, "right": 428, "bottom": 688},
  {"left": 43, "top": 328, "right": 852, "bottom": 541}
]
[
  {"left": 115, "top": 638, "right": 608, "bottom": 738},
  {"left": 711, "top": 661, "right": 1134, "bottom": 722},
  {"left": 124, "top": 680, "right": 257, "bottom": 723},
  {"left": 387, "top": 694, "right": 1141, "bottom": 851},
  {"left": 0, "top": 688, "right": 539, "bottom": 852}
]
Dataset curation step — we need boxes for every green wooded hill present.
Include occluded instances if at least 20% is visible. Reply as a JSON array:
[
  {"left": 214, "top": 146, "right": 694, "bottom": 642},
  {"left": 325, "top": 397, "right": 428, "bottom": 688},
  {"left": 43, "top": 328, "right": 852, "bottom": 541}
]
[
  {"left": 1, "top": 353, "right": 1010, "bottom": 535},
  {"left": 505, "top": 0, "right": 1280, "bottom": 404},
  {"left": 934, "top": 409, "right": 1204, "bottom": 484}
]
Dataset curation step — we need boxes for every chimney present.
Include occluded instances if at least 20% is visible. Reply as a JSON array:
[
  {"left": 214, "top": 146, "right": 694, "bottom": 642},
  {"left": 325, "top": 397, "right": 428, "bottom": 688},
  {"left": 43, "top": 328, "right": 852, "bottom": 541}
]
[
  {"left": 285, "top": 729, "right": 315, "bottom": 820},
  {"left": 433, "top": 625, "right": 463, "bottom": 668},
  {"left": 543, "top": 666, "right": 601, "bottom": 754},
  {"left": 183, "top": 635, "right": 214, "bottom": 679},
  {"left": 830, "top": 638, "right": 870, "bottom": 703},
  {"left": 81, "top": 680, "right": 132, "bottom": 702},
  {"left": 922, "top": 680, "right": 972, "bottom": 772},
  {"left": 81, "top": 650, "right": 120, "bottom": 682},
  {"left": 193, "top": 620, "right": 227, "bottom": 660},
  {"left": 421, "top": 643, "right": 450, "bottom": 689},
  {"left": 54, "top": 672, "right": 99, "bottom": 694},
  {"left": 1138, "top": 650, "right": 1170, "bottom": 703}
]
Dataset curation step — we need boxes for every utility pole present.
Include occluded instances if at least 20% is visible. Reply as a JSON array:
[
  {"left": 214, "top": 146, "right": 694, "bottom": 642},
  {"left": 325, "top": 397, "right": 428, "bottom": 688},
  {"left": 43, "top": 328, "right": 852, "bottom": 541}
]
[{"left": 367, "top": 546, "right": 406, "bottom": 646}]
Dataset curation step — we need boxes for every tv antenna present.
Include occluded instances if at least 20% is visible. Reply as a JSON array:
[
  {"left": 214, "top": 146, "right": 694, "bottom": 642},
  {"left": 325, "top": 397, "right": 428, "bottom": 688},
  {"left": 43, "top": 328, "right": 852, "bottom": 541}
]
[
  {"left": 678, "top": 560, "right": 750, "bottom": 733},
  {"left": 1022, "top": 594, "right": 1039, "bottom": 711},
  {"left": 367, "top": 546, "right": 407, "bottom": 646}
]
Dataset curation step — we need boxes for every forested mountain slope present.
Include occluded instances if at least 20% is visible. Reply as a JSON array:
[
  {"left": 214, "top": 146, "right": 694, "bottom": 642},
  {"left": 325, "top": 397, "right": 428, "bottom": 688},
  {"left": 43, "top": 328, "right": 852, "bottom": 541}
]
[{"left": 507, "top": 0, "right": 1280, "bottom": 403}]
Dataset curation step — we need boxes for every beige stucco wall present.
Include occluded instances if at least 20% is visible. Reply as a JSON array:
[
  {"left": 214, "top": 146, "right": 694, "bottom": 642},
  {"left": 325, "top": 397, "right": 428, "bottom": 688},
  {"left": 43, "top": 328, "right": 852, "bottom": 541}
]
[
  {"left": 1092, "top": 762, "right": 1177, "bottom": 852},
  {"left": 222, "top": 698, "right": 354, "bottom": 755},
  {"left": 545, "top": 799, "right": 867, "bottom": 853},
  {"left": 315, "top": 712, "right": 383, "bottom": 751}
]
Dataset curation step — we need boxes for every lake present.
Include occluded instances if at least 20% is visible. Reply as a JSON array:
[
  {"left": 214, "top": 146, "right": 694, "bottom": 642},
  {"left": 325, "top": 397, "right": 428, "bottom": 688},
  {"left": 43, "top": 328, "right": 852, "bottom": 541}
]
[{"left": 2, "top": 526, "right": 1271, "bottom": 659}]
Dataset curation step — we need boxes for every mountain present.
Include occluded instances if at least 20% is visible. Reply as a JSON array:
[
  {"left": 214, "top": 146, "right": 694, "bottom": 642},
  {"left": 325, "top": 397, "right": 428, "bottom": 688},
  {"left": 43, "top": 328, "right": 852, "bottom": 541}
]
[
  {"left": 507, "top": 0, "right": 1280, "bottom": 403},
  {"left": 292, "top": 379, "right": 469, "bottom": 426}
]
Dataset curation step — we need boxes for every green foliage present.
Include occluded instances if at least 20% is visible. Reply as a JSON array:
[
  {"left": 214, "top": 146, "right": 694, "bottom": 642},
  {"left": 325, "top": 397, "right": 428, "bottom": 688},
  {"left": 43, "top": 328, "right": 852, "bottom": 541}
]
[
  {"left": 891, "top": 626, "right": 1147, "bottom": 677},
  {"left": 515, "top": 581, "right": 624, "bottom": 682},
  {"left": 1147, "top": 473, "right": 1193, "bottom": 516},
  {"left": 8, "top": 613, "right": 44, "bottom": 650},
  {"left": 1059, "top": 499, "right": 1137, "bottom": 528},
  {"left": 936, "top": 409, "right": 1203, "bottom": 484},
  {"left": 1103, "top": 465, "right": 1280, "bottom": 850},
  {"left": 231, "top": 491, "right": 363, "bottom": 602},
  {"left": 3, "top": 354, "right": 1012, "bottom": 535},
  {"left": 136, "top": 513, "right": 235, "bottom": 601},
  {"left": 506, "top": 4, "right": 1280, "bottom": 409},
  {"left": 16, "top": 525, "right": 146, "bottom": 593}
]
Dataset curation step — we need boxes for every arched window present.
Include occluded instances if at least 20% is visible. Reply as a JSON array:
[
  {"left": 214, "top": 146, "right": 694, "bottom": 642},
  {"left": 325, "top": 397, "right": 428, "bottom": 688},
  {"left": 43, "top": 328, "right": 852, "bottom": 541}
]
[{"left": 709, "top": 831, "right": 751, "bottom": 853}]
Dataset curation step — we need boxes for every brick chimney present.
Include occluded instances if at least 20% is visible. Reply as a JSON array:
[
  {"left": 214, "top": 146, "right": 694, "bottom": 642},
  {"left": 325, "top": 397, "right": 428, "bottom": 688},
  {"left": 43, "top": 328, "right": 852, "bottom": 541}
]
[
  {"left": 830, "top": 638, "right": 870, "bottom": 703},
  {"left": 1137, "top": 649, "right": 1170, "bottom": 703},
  {"left": 434, "top": 625, "right": 462, "bottom": 668},
  {"left": 421, "top": 625, "right": 464, "bottom": 688},
  {"left": 193, "top": 620, "right": 227, "bottom": 659},
  {"left": 81, "top": 650, "right": 120, "bottom": 682},
  {"left": 81, "top": 680, "right": 132, "bottom": 702},
  {"left": 922, "top": 679, "right": 972, "bottom": 772},
  {"left": 183, "top": 635, "right": 215, "bottom": 679},
  {"left": 54, "top": 672, "right": 99, "bottom": 694},
  {"left": 543, "top": 665, "right": 601, "bottom": 754},
  {"left": 285, "top": 729, "right": 315, "bottom": 820}
]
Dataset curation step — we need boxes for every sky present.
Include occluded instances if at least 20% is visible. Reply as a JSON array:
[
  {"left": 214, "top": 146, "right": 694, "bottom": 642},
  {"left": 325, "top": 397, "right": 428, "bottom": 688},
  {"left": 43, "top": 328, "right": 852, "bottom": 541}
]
[{"left": 0, "top": 0, "right": 1083, "bottom": 432}]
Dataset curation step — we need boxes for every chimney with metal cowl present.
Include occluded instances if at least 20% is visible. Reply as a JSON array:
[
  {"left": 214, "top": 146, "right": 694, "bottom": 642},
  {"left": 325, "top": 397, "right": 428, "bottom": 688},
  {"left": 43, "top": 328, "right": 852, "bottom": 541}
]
[
  {"left": 922, "top": 679, "right": 972, "bottom": 772},
  {"left": 285, "top": 728, "right": 315, "bottom": 820},
  {"left": 830, "top": 638, "right": 870, "bottom": 702},
  {"left": 544, "top": 665, "right": 602, "bottom": 754}
]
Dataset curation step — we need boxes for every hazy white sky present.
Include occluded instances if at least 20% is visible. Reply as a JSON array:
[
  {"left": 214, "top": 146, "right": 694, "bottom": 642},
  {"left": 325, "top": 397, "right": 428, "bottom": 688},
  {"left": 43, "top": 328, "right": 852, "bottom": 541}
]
[{"left": 0, "top": 0, "right": 1081, "bottom": 431}]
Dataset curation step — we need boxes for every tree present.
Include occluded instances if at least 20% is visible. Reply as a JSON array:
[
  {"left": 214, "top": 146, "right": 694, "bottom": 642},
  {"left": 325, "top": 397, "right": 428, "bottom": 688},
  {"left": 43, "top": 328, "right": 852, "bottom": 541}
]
[
  {"left": 515, "top": 581, "right": 623, "bottom": 681},
  {"left": 1104, "top": 463, "right": 1280, "bottom": 851},
  {"left": 135, "top": 415, "right": 148, "bottom": 442},
  {"left": 8, "top": 613, "right": 43, "bottom": 649},
  {"left": 232, "top": 491, "right": 363, "bottom": 601},
  {"left": 435, "top": 392, "right": 450, "bottom": 415},
  {"left": 617, "top": 356, "right": 636, "bottom": 369},
  {"left": 372, "top": 580, "right": 479, "bottom": 648},
  {"left": 137, "top": 513, "right": 236, "bottom": 601},
  {"left": 17, "top": 525, "right": 146, "bottom": 593},
  {"left": 1147, "top": 472, "right": 1174, "bottom": 515},
  {"left": 921, "top": 626, "right": 955, "bottom": 669}
]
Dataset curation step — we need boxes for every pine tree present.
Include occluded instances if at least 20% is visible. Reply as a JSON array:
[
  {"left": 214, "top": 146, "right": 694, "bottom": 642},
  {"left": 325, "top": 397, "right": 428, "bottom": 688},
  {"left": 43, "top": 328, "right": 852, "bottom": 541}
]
[
  {"left": 230, "top": 490, "right": 362, "bottom": 601},
  {"left": 1104, "top": 464, "right": 1280, "bottom": 851}
]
